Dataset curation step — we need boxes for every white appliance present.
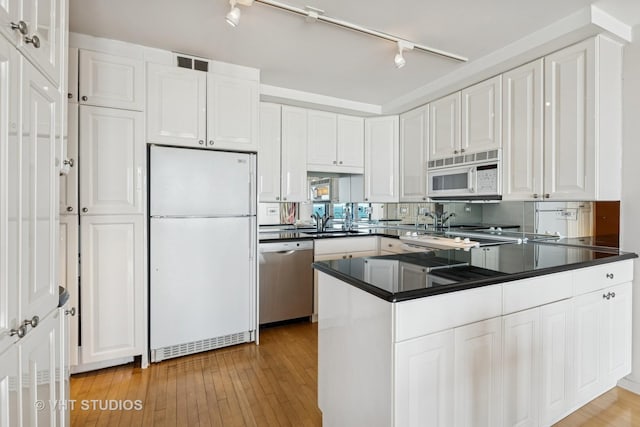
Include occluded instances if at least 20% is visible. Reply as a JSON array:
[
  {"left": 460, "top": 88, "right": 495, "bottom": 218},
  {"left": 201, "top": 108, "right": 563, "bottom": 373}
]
[
  {"left": 428, "top": 151, "right": 501, "bottom": 200},
  {"left": 149, "top": 145, "right": 257, "bottom": 362}
]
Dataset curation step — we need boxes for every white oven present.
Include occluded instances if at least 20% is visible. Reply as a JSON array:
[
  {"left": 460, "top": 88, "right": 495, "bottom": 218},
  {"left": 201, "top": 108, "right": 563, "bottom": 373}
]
[{"left": 428, "top": 161, "right": 501, "bottom": 200}]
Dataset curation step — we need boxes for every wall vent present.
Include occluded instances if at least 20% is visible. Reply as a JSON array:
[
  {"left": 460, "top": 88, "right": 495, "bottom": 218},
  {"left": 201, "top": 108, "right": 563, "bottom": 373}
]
[
  {"left": 151, "top": 331, "right": 251, "bottom": 362},
  {"left": 175, "top": 54, "right": 209, "bottom": 72}
]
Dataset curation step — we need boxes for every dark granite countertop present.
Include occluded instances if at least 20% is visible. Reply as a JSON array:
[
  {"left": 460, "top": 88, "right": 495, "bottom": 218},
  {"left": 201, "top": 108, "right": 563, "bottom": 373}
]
[{"left": 313, "top": 242, "right": 637, "bottom": 302}]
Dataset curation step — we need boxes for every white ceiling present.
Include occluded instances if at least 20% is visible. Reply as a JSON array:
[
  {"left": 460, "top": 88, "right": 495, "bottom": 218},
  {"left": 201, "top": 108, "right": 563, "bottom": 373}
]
[{"left": 69, "top": 0, "right": 640, "bottom": 111}]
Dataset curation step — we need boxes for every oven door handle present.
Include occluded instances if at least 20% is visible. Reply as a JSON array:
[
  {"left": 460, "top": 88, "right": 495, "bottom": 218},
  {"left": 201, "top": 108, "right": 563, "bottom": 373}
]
[{"left": 468, "top": 167, "right": 476, "bottom": 193}]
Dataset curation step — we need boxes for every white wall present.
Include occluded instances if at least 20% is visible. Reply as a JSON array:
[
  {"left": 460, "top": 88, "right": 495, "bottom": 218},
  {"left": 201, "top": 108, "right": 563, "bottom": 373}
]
[{"left": 618, "top": 25, "right": 640, "bottom": 394}]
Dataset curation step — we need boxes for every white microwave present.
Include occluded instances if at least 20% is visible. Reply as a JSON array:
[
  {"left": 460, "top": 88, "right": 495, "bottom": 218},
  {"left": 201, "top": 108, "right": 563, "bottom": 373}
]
[{"left": 428, "top": 161, "right": 501, "bottom": 200}]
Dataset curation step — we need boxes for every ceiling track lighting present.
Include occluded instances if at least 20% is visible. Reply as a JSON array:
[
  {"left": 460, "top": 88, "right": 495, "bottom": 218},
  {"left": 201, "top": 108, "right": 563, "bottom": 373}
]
[
  {"left": 394, "top": 40, "right": 414, "bottom": 69},
  {"left": 225, "top": 0, "right": 254, "bottom": 27},
  {"left": 225, "top": 0, "right": 468, "bottom": 64}
]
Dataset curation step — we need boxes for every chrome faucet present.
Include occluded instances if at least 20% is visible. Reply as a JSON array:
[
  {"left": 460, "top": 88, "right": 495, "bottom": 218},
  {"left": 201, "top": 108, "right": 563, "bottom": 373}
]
[
  {"left": 440, "top": 211, "right": 456, "bottom": 227},
  {"left": 312, "top": 213, "right": 333, "bottom": 232}
]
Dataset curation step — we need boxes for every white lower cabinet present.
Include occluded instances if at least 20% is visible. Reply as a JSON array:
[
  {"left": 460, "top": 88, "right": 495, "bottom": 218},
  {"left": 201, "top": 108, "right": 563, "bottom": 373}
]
[
  {"left": 0, "top": 346, "right": 20, "bottom": 427},
  {"left": 395, "top": 330, "right": 454, "bottom": 427},
  {"left": 80, "top": 215, "right": 144, "bottom": 363},
  {"left": 454, "top": 317, "right": 503, "bottom": 427}
]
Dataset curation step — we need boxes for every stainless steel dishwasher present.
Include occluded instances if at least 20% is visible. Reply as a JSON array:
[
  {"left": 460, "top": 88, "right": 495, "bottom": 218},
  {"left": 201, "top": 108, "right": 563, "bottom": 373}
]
[{"left": 259, "top": 240, "right": 314, "bottom": 325}]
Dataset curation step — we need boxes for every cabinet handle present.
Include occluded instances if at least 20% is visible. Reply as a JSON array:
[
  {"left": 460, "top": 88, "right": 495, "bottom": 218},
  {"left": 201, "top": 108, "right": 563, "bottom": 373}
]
[
  {"left": 81, "top": 95, "right": 88, "bottom": 102},
  {"left": 606, "top": 273, "right": 614, "bottom": 279},
  {"left": 282, "top": 197, "right": 287, "bottom": 201},
  {"left": 333, "top": 160, "right": 337, "bottom": 164},
  {"left": 611, "top": 292, "right": 616, "bottom": 298},
  {"left": 454, "top": 150, "right": 459, "bottom": 155},
  {"left": 24, "top": 34, "right": 41, "bottom": 48},
  {"left": 460, "top": 149, "right": 465, "bottom": 153},
  {"left": 339, "top": 161, "right": 343, "bottom": 165},
  {"left": 198, "top": 140, "right": 204, "bottom": 145},
  {"left": 208, "top": 140, "right": 214, "bottom": 146},
  {"left": 68, "top": 93, "right": 73, "bottom": 99},
  {"left": 82, "top": 207, "right": 88, "bottom": 213},
  {"left": 275, "top": 196, "right": 280, "bottom": 201},
  {"left": 342, "top": 255, "right": 347, "bottom": 259},
  {"left": 364, "top": 198, "right": 368, "bottom": 201},
  {"left": 10, "top": 21, "right": 28, "bottom": 35},
  {"left": 63, "top": 158, "right": 74, "bottom": 168},
  {"left": 603, "top": 293, "right": 610, "bottom": 300},
  {"left": 544, "top": 193, "right": 550, "bottom": 199},
  {"left": 9, "top": 325, "right": 27, "bottom": 338},
  {"left": 23, "top": 316, "right": 39, "bottom": 328},
  {"left": 533, "top": 193, "right": 539, "bottom": 199},
  {"left": 65, "top": 307, "right": 76, "bottom": 316},
  {"left": 348, "top": 254, "right": 353, "bottom": 258},
  {"left": 422, "top": 197, "right": 426, "bottom": 200},
  {"left": 66, "top": 206, "right": 73, "bottom": 212},
  {"left": 388, "top": 244, "right": 393, "bottom": 247}
]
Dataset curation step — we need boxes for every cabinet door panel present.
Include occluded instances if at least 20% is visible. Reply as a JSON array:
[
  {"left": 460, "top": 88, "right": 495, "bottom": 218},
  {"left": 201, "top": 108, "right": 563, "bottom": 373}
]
[
  {"left": 503, "top": 308, "right": 539, "bottom": 427},
  {"left": 364, "top": 116, "right": 399, "bottom": 202},
  {"left": 68, "top": 47, "right": 78, "bottom": 102},
  {"left": 572, "top": 289, "right": 603, "bottom": 405},
  {"left": 79, "top": 105, "right": 144, "bottom": 215},
  {"left": 502, "top": 60, "right": 543, "bottom": 200},
  {"left": 20, "top": 310, "right": 59, "bottom": 427},
  {"left": 544, "top": 39, "right": 595, "bottom": 200},
  {"left": 395, "top": 330, "right": 454, "bottom": 427},
  {"left": 461, "top": 76, "right": 501, "bottom": 154},
  {"left": 147, "top": 63, "right": 206, "bottom": 147},
  {"left": 454, "top": 317, "right": 502, "bottom": 427},
  {"left": 79, "top": 49, "right": 144, "bottom": 110},
  {"left": 20, "top": 0, "right": 63, "bottom": 86},
  {"left": 58, "top": 215, "right": 78, "bottom": 366},
  {"left": 430, "top": 92, "right": 460, "bottom": 160},
  {"left": 258, "top": 102, "right": 281, "bottom": 202},
  {"left": 280, "top": 106, "right": 308, "bottom": 202},
  {"left": 307, "top": 109, "right": 337, "bottom": 167},
  {"left": 0, "top": 0, "right": 21, "bottom": 46},
  {"left": 59, "top": 102, "right": 77, "bottom": 214},
  {"left": 207, "top": 73, "right": 258, "bottom": 151},
  {"left": 0, "top": 346, "right": 20, "bottom": 427},
  {"left": 0, "top": 37, "right": 19, "bottom": 353},
  {"left": 602, "top": 282, "right": 631, "bottom": 382},
  {"left": 337, "top": 115, "right": 364, "bottom": 170},
  {"left": 80, "top": 215, "right": 143, "bottom": 363},
  {"left": 400, "top": 106, "right": 428, "bottom": 202},
  {"left": 21, "top": 59, "right": 59, "bottom": 323},
  {"left": 540, "top": 299, "right": 573, "bottom": 426}
]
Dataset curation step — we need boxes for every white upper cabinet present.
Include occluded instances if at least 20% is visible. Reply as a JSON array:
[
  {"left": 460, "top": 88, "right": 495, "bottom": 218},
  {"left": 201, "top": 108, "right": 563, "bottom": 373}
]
[
  {"left": 502, "top": 59, "right": 544, "bottom": 200},
  {"left": 258, "top": 102, "right": 282, "bottom": 202},
  {"left": 206, "top": 73, "right": 258, "bottom": 151},
  {"left": 461, "top": 75, "right": 502, "bottom": 154},
  {"left": 544, "top": 36, "right": 622, "bottom": 201},
  {"left": 400, "top": 105, "right": 429, "bottom": 202},
  {"left": 429, "top": 92, "right": 460, "bottom": 160},
  {"left": 18, "top": 0, "right": 63, "bottom": 86},
  {"left": 364, "top": 115, "right": 399, "bottom": 203},
  {"left": 147, "top": 62, "right": 259, "bottom": 151},
  {"left": 0, "top": 0, "right": 21, "bottom": 46},
  {"left": 280, "top": 106, "right": 309, "bottom": 202},
  {"left": 78, "top": 49, "right": 144, "bottom": 110},
  {"left": 59, "top": 102, "right": 78, "bottom": 214},
  {"left": 147, "top": 63, "right": 207, "bottom": 147},
  {"left": 307, "top": 110, "right": 364, "bottom": 173},
  {"left": 79, "top": 105, "right": 145, "bottom": 215},
  {"left": 307, "top": 109, "right": 337, "bottom": 167},
  {"left": 336, "top": 115, "right": 364, "bottom": 171}
]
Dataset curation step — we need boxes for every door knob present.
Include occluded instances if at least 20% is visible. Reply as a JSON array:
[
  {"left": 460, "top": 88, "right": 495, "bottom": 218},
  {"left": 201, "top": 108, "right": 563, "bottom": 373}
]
[
  {"left": 23, "top": 316, "right": 39, "bottom": 328},
  {"left": 68, "top": 93, "right": 73, "bottom": 99},
  {"left": 82, "top": 207, "right": 88, "bottom": 213},
  {"left": 66, "top": 206, "right": 73, "bottom": 212},
  {"left": 10, "top": 21, "right": 28, "bottom": 35},
  {"left": 24, "top": 35, "right": 40, "bottom": 48},
  {"left": 9, "top": 325, "right": 27, "bottom": 338},
  {"left": 208, "top": 140, "right": 214, "bottom": 146},
  {"left": 81, "top": 96, "right": 88, "bottom": 101},
  {"left": 198, "top": 140, "right": 204, "bottom": 145},
  {"left": 65, "top": 307, "right": 76, "bottom": 316},
  {"left": 63, "top": 158, "right": 74, "bottom": 168}
]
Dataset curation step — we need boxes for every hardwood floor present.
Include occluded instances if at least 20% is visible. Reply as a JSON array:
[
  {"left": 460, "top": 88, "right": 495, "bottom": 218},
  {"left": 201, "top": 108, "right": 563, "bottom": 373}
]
[{"left": 71, "top": 321, "right": 640, "bottom": 426}]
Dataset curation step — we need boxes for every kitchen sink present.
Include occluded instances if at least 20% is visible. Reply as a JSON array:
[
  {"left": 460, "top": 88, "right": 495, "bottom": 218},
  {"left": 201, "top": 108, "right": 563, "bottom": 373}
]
[{"left": 302, "top": 230, "right": 362, "bottom": 237}]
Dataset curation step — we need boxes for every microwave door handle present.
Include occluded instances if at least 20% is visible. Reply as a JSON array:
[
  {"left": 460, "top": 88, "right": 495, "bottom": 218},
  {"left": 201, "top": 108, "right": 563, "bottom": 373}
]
[{"left": 468, "top": 168, "right": 476, "bottom": 193}]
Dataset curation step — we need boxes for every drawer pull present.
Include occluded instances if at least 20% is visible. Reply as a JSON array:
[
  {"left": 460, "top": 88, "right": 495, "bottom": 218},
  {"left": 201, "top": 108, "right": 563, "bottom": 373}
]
[
  {"left": 606, "top": 273, "right": 614, "bottom": 279},
  {"left": 602, "top": 292, "right": 616, "bottom": 300}
]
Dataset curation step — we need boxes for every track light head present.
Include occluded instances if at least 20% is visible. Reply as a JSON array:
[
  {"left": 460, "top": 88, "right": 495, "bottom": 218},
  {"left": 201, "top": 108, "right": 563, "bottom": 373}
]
[
  {"left": 394, "top": 40, "right": 414, "bottom": 69},
  {"left": 226, "top": 4, "right": 241, "bottom": 27}
]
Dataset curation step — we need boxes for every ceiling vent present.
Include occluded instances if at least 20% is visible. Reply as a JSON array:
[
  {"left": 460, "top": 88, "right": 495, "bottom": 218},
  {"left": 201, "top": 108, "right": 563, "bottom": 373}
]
[{"left": 175, "top": 54, "right": 209, "bottom": 72}]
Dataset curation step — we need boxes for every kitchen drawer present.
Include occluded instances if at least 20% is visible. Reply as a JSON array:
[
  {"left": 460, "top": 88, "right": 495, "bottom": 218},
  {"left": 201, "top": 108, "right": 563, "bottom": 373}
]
[
  {"left": 314, "top": 236, "right": 377, "bottom": 256},
  {"left": 380, "top": 237, "right": 404, "bottom": 254},
  {"left": 573, "top": 260, "right": 633, "bottom": 296},
  {"left": 395, "top": 284, "right": 502, "bottom": 342},
  {"left": 503, "top": 271, "right": 572, "bottom": 315}
]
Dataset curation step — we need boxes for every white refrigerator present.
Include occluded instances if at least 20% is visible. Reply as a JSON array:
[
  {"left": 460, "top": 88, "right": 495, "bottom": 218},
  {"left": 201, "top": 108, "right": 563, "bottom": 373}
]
[{"left": 149, "top": 145, "right": 257, "bottom": 362}]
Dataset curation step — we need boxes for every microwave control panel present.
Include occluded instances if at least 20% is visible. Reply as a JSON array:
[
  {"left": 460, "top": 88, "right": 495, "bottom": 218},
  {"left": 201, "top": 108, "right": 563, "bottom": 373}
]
[{"left": 476, "top": 164, "right": 499, "bottom": 193}]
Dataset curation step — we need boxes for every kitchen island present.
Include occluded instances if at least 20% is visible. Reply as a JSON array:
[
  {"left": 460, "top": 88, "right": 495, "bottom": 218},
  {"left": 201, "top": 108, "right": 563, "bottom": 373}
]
[{"left": 314, "top": 243, "right": 637, "bottom": 427}]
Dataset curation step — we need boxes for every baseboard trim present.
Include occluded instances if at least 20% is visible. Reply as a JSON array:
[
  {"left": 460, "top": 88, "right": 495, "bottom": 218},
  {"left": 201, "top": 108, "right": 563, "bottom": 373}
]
[
  {"left": 70, "top": 356, "right": 134, "bottom": 374},
  {"left": 618, "top": 377, "right": 640, "bottom": 395}
]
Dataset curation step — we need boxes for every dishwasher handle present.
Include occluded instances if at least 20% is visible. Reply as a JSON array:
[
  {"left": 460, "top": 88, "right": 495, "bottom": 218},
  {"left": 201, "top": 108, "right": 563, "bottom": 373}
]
[{"left": 259, "top": 240, "right": 314, "bottom": 253}]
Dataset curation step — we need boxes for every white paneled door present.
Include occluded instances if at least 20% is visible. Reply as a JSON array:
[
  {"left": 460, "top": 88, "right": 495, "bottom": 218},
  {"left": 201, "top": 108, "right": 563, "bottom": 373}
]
[
  {"left": 280, "top": 106, "right": 309, "bottom": 202},
  {"left": 79, "top": 105, "right": 144, "bottom": 215},
  {"left": 461, "top": 75, "right": 502, "bottom": 154},
  {"left": 59, "top": 102, "right": 78, "bottom": 214},
  {"left": 429, "top": 92, "right": 460, "bottom": 161},
  {"left": 258, "top": 102, "right": 282, "bottom": 202},
  {"left": 400, "top": 106, "right": 429, "bottom": 202},
  {"left": 364, "top": 115, "right": 399, "bottom": 203}
]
